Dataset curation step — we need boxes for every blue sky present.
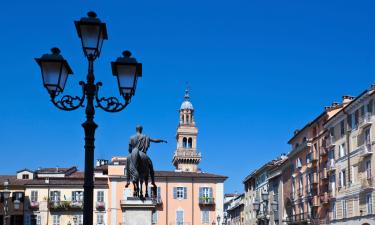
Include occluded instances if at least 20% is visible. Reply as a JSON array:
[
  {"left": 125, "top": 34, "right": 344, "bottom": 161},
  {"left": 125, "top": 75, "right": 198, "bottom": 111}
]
[{"left": 1, "top": 1, "right": 375, "bottom": 193}]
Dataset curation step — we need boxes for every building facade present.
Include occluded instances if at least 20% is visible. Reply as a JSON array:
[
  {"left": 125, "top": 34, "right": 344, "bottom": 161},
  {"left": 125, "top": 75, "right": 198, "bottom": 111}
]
[
  {"left": 0, "top": 166, "right": 108, "bottom": 225},
  {"left": 225, "top": 193, "right": 244, "bottom": 225},
  {"left": 324, "top": 88, "right": 375, "bottom": 225},
  {"left": 243, "top": 157, "right": 286, "bottom": 225}
]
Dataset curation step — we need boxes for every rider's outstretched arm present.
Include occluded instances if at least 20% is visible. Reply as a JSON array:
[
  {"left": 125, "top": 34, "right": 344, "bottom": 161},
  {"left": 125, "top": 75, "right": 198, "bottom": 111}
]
[{"left": 150, "top": 138, "right": 167, "bottom": 143}]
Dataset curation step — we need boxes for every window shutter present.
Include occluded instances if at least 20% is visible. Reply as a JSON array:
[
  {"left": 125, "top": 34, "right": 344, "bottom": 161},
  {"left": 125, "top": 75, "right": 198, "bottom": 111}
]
[
  {"left": 184, "top": 187, "right": 187, "bottom": 199},
  {"left": 209, "top": 187, "right": 213, "bottom": 197},
  {"left": 199, "top": 187, "right": 203, "bottom": 197},
  {"left": 173, "top": 187, "right": 177, "bottom": 199},
  {"left": 157, "top": 187, "right": 161, "bottom": 198}
]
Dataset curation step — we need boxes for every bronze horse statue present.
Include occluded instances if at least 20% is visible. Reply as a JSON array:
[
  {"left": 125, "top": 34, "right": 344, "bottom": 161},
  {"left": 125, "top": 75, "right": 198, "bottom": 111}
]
[{"left": 125, "top": 125, "right": 167, "bottom": 199}]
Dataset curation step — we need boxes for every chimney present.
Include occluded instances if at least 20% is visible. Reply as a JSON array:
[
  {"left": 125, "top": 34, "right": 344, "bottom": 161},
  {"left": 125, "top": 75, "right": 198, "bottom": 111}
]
[
  {"left": 331, "top": 102, "right": 340, "bottom": 107},
  {"left": 342, "top": 95, "right": 354, "bottom": 105}
]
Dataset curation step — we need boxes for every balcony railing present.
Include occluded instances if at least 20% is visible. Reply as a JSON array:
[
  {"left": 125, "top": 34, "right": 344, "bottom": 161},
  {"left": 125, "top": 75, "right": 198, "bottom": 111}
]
[
  {"left": 96, "top": 201, "right": 105, "bottom": 211},
  {"left": 153, "top": 197, "right": 163, "bottom": 205},
  {"left": 49, "top": 200, "right": 83, "bottom": 211},
  {"left": 325, "top": 136, "right": 335, "bottom": 149},
  {"left": 328, "top": 159, "right": 335, "bottom": 171},
  {"left": 359, "top": 144, "right": 373, "bottom": 157},
  {"left": 29, "top": 201, "right": 39, "bottom": 210},
  {"left": 199, "top": 197, "right": 215, "bottom": 205},
  {"left": 359, "top": 112, "right": 372, "bottom": 128},
  {"left": 361, "top": 178, "right": 374, "bottom": 190},
  {"left": 285, "top": 213, "right": 311, "bottom": 224},
  {"left": 293, "top": 141, "right": 312, "bottom": 152},
  {"left": 174, "top": 150, "right": 201, "bottom": 158}
]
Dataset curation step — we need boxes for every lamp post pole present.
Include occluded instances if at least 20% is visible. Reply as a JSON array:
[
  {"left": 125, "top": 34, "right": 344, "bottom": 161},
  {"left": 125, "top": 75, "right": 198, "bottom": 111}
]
[{"left": 35, "top": 12, "right": 142, "bottom": 225}]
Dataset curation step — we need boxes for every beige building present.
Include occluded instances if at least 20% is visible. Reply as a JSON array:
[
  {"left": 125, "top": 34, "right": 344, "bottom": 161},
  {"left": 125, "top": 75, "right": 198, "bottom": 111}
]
[
  {"left": 243, "top": 156, "right": 286, "bottom": 225},
  {"left": 324, "top": 87, "right": 375, "bottom": 225},
  {"left": 0, "top": 166, "right": 108, "bottom": 225}
]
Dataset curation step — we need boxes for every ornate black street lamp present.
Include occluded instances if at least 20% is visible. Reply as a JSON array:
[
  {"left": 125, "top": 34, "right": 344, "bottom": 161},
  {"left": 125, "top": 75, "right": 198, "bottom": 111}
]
[{"left": 35, "top": 11, "right": 142, "bottom": 225}]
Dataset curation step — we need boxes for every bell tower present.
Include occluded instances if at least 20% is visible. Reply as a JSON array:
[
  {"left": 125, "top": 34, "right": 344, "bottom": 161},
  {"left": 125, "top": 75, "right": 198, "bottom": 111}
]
[{"left": 172, "top": 89, "right": 201, "bottom": 172}]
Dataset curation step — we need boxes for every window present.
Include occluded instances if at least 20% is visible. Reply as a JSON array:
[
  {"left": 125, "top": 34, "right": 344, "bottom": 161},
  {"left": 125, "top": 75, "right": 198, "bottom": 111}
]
[
  {"left": 339, "top": 170, "right": 346, "bottom": 187},
  {"left": 199, "top": 187, "right": 213, "bottom": 203},
  {"left": 342, "top": 200, "right": 347, "bottom": 218},
  {"left": 97, "top": 214, "right": 104, "bottom": 224},
  {"left": 366, "top": 193, "right": 373, "bottom": 214},
  {"left": 152, "top": 211, "right": 158, "bottom": 224},
  {"left": 290, "top": 164, "right": 295, "bottom": 173},
  {"left": 339, "top": 144, "right": 346, "bottom": 158},
  {"left": 31, "top": 191, "right": 38, "bottom": 202},
  {"left": 37, "top": 215, "right": 41, "bottom": 225},
  {"left": 188, "top": 138, "right": 192, "bottom": 148},
  {"left": 296, "top": 158, "right": 302, "bottom": 168},
  {"left": 72, "top": 191, "right": 83, "bottom": 202},
  {"left": 306, "top": 153, "right": 311, "bottom": 164},
  {"left": 50, "top": 191, "right": 60, "bottom": 202},
  {"left": 97, "top": 191, "right": 104, "bottom": 202},
  {"left": 351, "top": 166, "right": 357, "bottom": 184},
  {"left": 176, "top": 210, "right": 184, "bottom": 225},
  {"left": 12, "top": 192, "right": 24, "bottom": 202},
  {"left": 340, "top": 120, "right": 345, "bottom": 137},
  {"left": 174, "top": 187, "right": 187, "bottom": 199},
  {"left": 182, "top": 137, "right": 187, "bottom": 148},
  {"left": 74, "top": 215, "right": 82, "bottom": 225},
  {"left": 365, "top": 128, "right": 371, "bottom": 145},
  {"left": 332, "top": 201, "right": 336, "bottom": 219},
  {"left": 202, "top": 210, "right": 209, "bottom": 224},
  {"left": 355, "top": 110, "right": 359, "bottom": 129},
  {"left": 366, "top": 161, "right": 372, "bottom": 179},
  {"left": 52, "top": 215, "right": 60, "bottom": 225},
  {"left": 22, "top": 174, "right": 29, "bottom": 179}
]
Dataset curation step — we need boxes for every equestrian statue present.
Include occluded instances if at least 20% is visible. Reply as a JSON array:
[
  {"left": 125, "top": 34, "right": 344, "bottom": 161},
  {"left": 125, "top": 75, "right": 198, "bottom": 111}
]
[{"left": 125, "top": 125, "right": 167, "bottom": 199}]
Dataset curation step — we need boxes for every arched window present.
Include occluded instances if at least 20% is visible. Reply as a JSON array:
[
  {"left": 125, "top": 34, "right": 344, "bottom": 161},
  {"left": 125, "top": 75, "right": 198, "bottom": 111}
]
[
  {"left": 182, "top": 138, "right": 187, "bottom": 148},
  {"left": 188, "top": 138, "right": 192, "bottom": 148}
]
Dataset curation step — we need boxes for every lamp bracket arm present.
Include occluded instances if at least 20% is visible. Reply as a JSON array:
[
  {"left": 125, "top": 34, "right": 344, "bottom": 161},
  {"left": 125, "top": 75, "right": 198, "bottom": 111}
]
[
  {"left": 95, "top": 82, "right": 130, "bottom": 113},
  {"left": 50, "top": 81, "right": 86, "bottom": 111}
]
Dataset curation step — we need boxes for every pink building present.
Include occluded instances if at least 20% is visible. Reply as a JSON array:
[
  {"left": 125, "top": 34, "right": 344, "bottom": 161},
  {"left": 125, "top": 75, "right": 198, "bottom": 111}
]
[{"left": 107, "top": 89, "right": 227, "bottom": 225}]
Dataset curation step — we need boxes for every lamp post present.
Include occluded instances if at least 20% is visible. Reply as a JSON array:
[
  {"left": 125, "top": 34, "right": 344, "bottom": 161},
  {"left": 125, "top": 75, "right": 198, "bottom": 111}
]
[
  {"left": 3, "top": 179, "right": 11, "bottom": 225},
  {"left": 253, "top": 192, "right": 277, "bottom": 225},
  {"left": 35, "top": 12, "right": 142, "bottom": 225}
]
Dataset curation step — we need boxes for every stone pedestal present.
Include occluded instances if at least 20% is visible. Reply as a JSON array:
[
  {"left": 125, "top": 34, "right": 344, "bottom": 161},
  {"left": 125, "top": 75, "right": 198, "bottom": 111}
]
[{"left": 122, "top": 197, "right": 156, "bottom": 225}]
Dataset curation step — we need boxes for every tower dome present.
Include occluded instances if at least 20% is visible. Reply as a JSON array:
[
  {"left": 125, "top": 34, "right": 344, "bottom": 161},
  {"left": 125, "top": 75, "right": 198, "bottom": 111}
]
[{"left": 180, "top": 89, "right": 194, "bottom": 110}]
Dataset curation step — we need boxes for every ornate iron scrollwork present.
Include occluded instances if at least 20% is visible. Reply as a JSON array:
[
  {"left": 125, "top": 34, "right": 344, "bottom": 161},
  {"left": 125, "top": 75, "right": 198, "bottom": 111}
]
[
  {"left": 50, "top": 81, "right": 86, "bottom": 111},
  {"left": 95, "top": 82, "right": 130, "bottom": 112}
]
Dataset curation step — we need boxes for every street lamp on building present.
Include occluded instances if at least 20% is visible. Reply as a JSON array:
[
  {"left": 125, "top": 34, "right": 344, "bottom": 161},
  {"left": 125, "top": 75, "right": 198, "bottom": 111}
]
[
  {"left": 253, "top": 191, "right": 277, "bottom": 225},
  {"left": 2, "top": 179, "right": 11, "bottom": 225},
  {"left": 35, "top": 11, "right": 142, "bottom": 225}
]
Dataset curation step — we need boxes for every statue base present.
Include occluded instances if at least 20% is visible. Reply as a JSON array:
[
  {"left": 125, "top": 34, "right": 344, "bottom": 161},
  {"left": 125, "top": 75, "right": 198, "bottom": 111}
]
[{"left": 122, "top": 197, "right": 156, "bottom": 225}]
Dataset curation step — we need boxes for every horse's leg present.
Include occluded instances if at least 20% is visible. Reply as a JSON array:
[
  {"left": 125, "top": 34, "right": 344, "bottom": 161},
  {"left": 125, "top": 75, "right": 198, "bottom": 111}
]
[
  {"left": 140, "top": 180, "right": 144, "bottom": 199},
  {"left": 133, "top": 181, "right": 138, "bottom": 197},
  {"left": 145, "top": 177, "right": 149, "bottom": 198}
]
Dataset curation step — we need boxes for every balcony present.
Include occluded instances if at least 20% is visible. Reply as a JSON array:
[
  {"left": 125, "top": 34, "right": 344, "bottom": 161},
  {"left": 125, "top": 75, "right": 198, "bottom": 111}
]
[
  {"left": 96, "top": 201, "right": 105, "bottom": 211},
  {"left": 199, "top": 197, "right": 215, "bottom": 205},
  {"left": 325, "top": 136, "right": 335, "bottom": 149},
  {"left": 285, "top": 213, "right": 309, "bottom": 224},
  {"left": 328, "top": 159, "right": 335, "bottom": 172},
  {"left": 49, "top": 200, "right": 83, "bottom": 211},
  {"left": 359, "top": 144, "right": 373, "bottom": 157},
  {"left": 28, "top": 201, "right": 39, "bottom": 210},
  {"left": 361, "top": 178, "right": 374, "bottom": 190},
  {"left": 173, "top": 150, "right": 201, "bottom": 158},
  {"left": 359, "top": 112, "right": 372, "bottom": 129},
  {"left": 153, "top": 197, "right": 163, "bottom": 205},
  {"left": 293, "top": 141, "right": 312, "bottom": 153}
]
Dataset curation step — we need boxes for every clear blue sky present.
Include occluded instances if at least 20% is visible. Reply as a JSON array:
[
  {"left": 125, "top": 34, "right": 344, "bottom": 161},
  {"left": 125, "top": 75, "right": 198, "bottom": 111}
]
[{"left": 0, "top": 1, "right": 375, "bottom": 193}]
